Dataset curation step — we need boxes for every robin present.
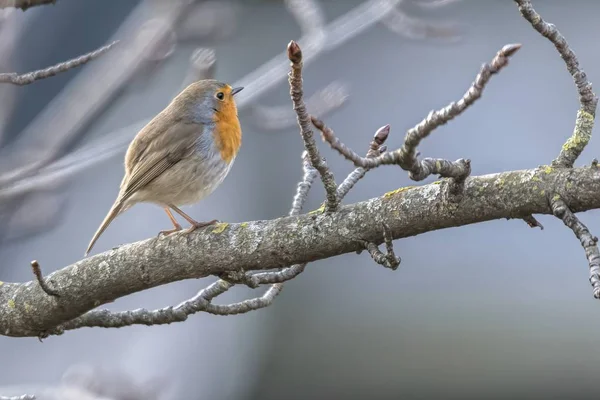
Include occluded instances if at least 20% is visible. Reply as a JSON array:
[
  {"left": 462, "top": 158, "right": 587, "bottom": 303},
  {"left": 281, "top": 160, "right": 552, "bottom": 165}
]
[{"left": 85, "top": 79, "right": 243, "bottom": 256}]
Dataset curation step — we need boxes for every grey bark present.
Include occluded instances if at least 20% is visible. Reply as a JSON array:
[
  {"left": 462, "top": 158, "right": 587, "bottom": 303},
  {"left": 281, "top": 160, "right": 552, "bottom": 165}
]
[{"left": 1, "top": 163, "right": 598, "bottom": 337}]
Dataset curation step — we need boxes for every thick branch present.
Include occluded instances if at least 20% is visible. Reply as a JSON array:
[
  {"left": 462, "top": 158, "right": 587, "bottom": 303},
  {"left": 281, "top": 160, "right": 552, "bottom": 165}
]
[{"left": 3, "top": 165, "right": 600, "bottom": 337}]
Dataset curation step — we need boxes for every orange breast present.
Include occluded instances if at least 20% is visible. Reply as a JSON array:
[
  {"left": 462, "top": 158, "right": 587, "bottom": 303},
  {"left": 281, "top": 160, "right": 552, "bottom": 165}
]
[{"left": 213, "top": 99, "right": 242, "bottom": 163}]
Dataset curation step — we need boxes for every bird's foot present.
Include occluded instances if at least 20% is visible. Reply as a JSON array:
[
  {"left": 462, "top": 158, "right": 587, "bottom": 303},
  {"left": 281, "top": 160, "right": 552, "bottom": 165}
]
[
  {"left": 184, "top": 219, "right": 219, "bottom": 234},
  {"left": 158, "top": 224, "right": 183, "bottom": 237}
]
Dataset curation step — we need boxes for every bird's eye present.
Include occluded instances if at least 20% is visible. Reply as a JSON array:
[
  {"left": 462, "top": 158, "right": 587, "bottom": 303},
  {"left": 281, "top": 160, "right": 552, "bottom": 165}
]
[{"left": 216, "top": 92, "right": 225, "bottom": 100}]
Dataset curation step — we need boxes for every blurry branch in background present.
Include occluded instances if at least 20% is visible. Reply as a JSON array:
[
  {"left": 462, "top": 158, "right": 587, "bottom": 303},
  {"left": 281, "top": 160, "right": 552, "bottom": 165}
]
[
  {"left": 0, "top": 0, "right": 55, "bottom": 11},
  {"left": 0, "top": 394, "right": 34, "bottom": 400},
  {"left": 1, "top": 0, "right": 600, "bottom": 344},
  {"left": 0, "top": 0, "right": 460, "bottom": 243},
  {"left": 0, "top": 41, "right": 118, "bottom": 85}
]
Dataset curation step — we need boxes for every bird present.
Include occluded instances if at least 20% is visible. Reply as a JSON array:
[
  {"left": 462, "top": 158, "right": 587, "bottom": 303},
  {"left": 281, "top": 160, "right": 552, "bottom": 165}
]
[{"left": 85, "top": 79, "right": 244, "bottom": 256}]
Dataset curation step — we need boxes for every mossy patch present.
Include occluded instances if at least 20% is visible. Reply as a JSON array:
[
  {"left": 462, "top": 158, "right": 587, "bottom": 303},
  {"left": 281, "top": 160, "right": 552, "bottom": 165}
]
[
  {"left": 383, "top": 186, "right": 415, "bottom": 198},
  {"left": 308, "top": 204, "right": 326, "bottom": 215},
  {"left": 212, "top": 223, "right": 229, "bottom": 234},
  {"left": 561, "top": 109, "right": 593, "bottom": 152}
]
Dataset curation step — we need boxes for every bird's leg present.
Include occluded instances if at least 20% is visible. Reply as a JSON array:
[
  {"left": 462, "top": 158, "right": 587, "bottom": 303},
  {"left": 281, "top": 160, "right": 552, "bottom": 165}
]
[
  {"left": 169, "top": 204, "right": 218, "bottom": 234},
  {"left": 159, "top": 207, "right": 183, "bottom": 236}
]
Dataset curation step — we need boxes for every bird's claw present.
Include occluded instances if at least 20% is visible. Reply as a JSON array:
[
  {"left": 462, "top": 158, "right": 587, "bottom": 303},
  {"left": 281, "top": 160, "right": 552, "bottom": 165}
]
[
  {"left": 184, "top": 219, "right": 219, "bottom": 234},
  {"left": 158, "top": 225, "right": 183, "bottom": 237}
]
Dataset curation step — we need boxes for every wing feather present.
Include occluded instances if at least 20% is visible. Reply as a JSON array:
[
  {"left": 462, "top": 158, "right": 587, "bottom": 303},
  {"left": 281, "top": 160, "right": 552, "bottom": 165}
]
[{"left": 120, "top": 122, "right": 202, "bottom": 202}]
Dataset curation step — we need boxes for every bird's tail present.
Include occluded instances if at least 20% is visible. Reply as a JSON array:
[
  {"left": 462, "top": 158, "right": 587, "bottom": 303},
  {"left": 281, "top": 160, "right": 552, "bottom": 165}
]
[{"left": 85, "top": 199, "right": 125, "bottom": 256}]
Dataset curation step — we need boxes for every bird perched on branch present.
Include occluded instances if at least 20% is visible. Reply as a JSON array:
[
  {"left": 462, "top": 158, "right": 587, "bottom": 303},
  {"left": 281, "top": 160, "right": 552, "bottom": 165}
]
[{"left": 85, "top": 80, "right": 243, "bottom": 256}]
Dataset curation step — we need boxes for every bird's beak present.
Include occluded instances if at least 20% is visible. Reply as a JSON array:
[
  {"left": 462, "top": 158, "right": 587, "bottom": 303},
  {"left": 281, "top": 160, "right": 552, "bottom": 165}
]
[{"left": 231, "top": 86, "right": 244, "bottom": 96}]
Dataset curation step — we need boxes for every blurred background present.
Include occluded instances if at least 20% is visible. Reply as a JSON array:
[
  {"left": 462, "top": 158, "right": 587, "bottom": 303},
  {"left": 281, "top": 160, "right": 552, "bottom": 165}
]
[{"left": 1, "top": 0, "right": 600, "bottom": 399}]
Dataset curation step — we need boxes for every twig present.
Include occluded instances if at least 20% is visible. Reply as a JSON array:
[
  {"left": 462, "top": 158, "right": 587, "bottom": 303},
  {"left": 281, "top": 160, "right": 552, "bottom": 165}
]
[
  {"left": 522, "top": 214, "right": 544, "bottom": 230},
  {"left": 204, "top": 283, "right": 283, "bottom": 316},
  {"left": 337, "top": 124, "right": 390, "bottom": 201},
  {"left": 287, "top": 40, "right": 339, "bottom": 211},
  {"left": 0, "top": 40, "right": 118, "bottom": 85},
  {"left": 514, "top": 0, "right": 597, "bottom": 168},
  {"left": 291, "top": 151, "right": 319, "bottom": 217},
  {"left": 316, "top": 43, "right": 521, "bottom": 182},
  {"left": 46, "top": 277, "right": 283, "bottom": 335},
  {"left": 0, "top": 0, "right": 54, "bottom": 10},
  {"left": 30, "top": 260, "right": 59, "bottom": 297},
  {"left": 551, "top": 197, "right": 600, "bottom": 299},
  {"left": 364, "top": 223, "right": 401, "bottom": 270}
]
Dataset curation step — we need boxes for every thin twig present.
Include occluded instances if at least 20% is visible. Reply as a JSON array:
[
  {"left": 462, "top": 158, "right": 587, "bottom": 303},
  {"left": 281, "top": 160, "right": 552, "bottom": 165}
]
[
  {"left": 291, "top": 151, "right": 319, "bottom": 218},
  {"left": 337, "top": 124, "right": 390, "bottom": 200},
  {"left": 288, "top": 40, "right": 339, "bottom": 212},
  {"left": 0, "top": 40, "right": 118, "bottom": 85},
  {"left": 551, "top": 196, "right": 600, "bottom": 299},
  {"left": 316, "top": 43, "right": 521, "bottom": 183},
  {"left": 30, "top": 260, "right": 59, "bottom": 297},
  {"left": 514, "top": 0, "right": 597, "bottom": 168},
  {"left": 46, "top": 277, "right": 283, "bottom": 335},
  {"left": 364, "top": 223, "right": 401, "bottom": 270}
]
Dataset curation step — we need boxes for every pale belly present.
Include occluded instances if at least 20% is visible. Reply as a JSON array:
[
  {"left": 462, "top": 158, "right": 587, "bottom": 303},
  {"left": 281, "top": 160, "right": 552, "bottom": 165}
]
[{"left": 132, "top": 154, "right": 234, "bottom": 206}]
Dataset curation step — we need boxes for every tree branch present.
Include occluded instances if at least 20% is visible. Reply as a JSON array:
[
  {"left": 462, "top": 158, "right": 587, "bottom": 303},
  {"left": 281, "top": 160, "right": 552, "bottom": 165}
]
[
  {"left": 0, "top": 40, "right": 118, "bottom": 85},
  {"left": 3, "top": 165, "right": 600, "bottom": 337},
  {"left": 287, "top": 40, "right": 339, "bottom": 212},
  {"left": 2, "top": 0, "right": 599, "bottom": 345},
  {"left": 551, "top": 195, "right": 600, "bottom": 299},
  {"left": 514, "top": 0, "right": 598, "bottom": 168},
  {"left": 315, "top": 43, "right": 520, "bottom": 182}
]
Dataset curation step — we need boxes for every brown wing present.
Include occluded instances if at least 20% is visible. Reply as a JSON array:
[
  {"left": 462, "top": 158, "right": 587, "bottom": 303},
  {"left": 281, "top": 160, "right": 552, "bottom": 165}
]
[{"left": 120, "top": 121, "right": 202, "bottom": 202}]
